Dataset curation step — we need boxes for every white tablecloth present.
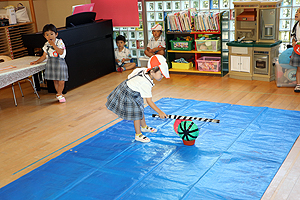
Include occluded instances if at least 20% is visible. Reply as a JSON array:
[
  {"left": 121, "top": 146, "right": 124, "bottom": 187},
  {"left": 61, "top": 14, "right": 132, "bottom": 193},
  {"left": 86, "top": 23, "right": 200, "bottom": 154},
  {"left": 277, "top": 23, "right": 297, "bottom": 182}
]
[{"left": 0, "top": 56, "right": 46, "bottom": 89}]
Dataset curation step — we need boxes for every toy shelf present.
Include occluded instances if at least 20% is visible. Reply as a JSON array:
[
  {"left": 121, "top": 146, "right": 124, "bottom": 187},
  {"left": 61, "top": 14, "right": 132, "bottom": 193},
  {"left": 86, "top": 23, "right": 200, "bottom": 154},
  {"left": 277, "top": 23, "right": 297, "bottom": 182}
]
[{"left": 165, "top": 12, "right": 227, "bottom": 76}]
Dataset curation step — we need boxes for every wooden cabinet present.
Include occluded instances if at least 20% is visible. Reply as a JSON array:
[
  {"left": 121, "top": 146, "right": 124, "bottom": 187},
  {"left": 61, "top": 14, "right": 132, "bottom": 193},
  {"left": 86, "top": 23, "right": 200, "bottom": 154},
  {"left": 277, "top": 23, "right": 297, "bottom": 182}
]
[
  {"left": 0, "top": 22, "right": 35, "bottom": 59},
  {"left": 230, "top": 55, "right": 251, "bottom": 73},
  {"left": 228, "top": 46, "right": 253, "bottom": 80}
]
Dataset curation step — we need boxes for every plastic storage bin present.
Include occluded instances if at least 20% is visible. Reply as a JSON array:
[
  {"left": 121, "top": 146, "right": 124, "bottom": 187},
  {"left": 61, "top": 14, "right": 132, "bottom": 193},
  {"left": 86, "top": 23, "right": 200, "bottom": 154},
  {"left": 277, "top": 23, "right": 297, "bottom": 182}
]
[
  {"left": 197, "top": 56, "right": 221, "bottom": 72},
  {"left": 172, "top": 62, "right": 193, "bottom": 69},
  {"left": 195, "top": 39, "right": 220, "bottom": 51},
  {"left": 275, "top": 59, "right": 296, "bottom": 87},
  {"left": 170, "top": 40, "right": 193, "bottom": 51}
]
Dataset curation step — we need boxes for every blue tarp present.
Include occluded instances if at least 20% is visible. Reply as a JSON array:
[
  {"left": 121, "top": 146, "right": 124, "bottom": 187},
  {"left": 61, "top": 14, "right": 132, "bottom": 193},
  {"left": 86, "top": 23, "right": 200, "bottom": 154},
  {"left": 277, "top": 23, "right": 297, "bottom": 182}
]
[{"left": 1, "top": 98, "right": 300, "bottom": 199}]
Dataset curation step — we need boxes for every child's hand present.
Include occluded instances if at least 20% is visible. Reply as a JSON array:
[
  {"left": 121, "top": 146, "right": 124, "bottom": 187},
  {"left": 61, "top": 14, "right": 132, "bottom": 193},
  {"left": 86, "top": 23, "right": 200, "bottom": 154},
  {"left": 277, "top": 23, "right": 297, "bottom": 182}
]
[
  {"left": 292, "top": 40, "right": 296, "bottom": 47},
  {"left": 48, "top": 39, "right": 55, "bottom": 47},
  {"left": 30, "top": 61, "right": 38, "bottom": 65},
  {"left": 121, "top": 58, "right": 126, "bottom": 63},
  {"left": 158, "top": 111, "right": 167, "bottom": 119}
]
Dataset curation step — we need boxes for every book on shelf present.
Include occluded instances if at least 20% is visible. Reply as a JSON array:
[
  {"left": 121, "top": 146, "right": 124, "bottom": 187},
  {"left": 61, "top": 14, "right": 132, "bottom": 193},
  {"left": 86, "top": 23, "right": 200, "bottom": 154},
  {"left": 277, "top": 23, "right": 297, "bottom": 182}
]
[{"left": 167, "top": 10, "right": 220, "bottom": 33}]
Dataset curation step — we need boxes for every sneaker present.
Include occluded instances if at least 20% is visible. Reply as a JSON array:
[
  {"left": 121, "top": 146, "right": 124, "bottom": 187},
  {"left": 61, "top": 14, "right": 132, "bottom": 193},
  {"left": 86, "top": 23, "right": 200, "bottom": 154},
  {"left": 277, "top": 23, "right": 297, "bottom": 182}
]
[
  {"left": 141, "top": 125, "right": 157, "bottom": 133},
  {"left": 117, "top": 66, "right": 123, "bottom": 72},
  {"left": 294, "top": 85, "right": 300, "bottom": 93},
  {"left": 57, "top": 95, "right": 66, "bottom": 103},
  {"left": 135, "top": 133, "right": 151, "bottom": 143}
]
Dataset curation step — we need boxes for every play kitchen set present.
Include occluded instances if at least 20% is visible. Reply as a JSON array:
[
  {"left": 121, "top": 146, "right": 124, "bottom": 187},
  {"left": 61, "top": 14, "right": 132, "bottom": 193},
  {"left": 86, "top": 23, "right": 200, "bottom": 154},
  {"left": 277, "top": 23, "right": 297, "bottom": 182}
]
[{"left": 227, "top": 0, "right": 282, "bottom": 81}]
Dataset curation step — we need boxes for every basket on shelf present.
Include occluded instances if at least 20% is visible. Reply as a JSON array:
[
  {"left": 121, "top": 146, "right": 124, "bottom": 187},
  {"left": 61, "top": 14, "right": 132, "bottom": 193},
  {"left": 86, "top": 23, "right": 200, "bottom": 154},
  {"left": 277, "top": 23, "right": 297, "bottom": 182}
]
[
  {"left": 170, "top": 39, "right": 193, "bottom": 51},
  {"left": 195, "top": 39, "right": 220, "bottom": 52},
  {"left": 171, "top": 61, "right": 193, "bottom": 69},
  {"left": 196, "top": 56, "right": 221, "bottom": 72}
]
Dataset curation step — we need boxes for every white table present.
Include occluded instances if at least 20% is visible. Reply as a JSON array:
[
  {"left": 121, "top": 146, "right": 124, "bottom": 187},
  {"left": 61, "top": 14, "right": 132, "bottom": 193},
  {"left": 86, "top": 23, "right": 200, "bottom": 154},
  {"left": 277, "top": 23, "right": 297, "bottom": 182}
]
[{"left": 0, "top": 56, "right": 46, "bottom": 106}]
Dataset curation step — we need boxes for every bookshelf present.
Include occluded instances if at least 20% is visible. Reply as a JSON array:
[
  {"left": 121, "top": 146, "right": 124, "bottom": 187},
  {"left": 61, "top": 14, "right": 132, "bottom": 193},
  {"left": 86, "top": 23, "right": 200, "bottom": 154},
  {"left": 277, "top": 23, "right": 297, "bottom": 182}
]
[{"left": 165, "top": 12, "right": 227, "bottom": 76}]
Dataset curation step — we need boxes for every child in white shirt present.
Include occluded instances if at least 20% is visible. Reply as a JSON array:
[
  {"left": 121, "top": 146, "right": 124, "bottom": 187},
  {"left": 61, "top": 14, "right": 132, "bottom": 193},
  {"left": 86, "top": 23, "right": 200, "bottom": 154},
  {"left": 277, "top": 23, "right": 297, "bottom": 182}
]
[
  {"left": 145, "top": 24, "right": 166, "bottom": 57},
  {"left": 115, "top": 35, "right": 136, "bottom": 72},
  {"left": 30, "top": 24, "right": 68, "bottom": 103},
  {"left": 106, "top": 55, "right": 169, "bottom": 143},
  {"left": 290, "top": 8, "right": 300, "bottom": 93}
]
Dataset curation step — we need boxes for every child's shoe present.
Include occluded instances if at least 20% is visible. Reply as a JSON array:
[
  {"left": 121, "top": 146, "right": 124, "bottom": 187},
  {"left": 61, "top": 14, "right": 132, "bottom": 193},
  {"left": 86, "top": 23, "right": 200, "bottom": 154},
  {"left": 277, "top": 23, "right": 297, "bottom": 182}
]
[
  {"left": 135, "top": 133, "right": 151, "bottom": 143},
  {"left": 294, "top": 84, "right": 300, "bottom": 93},
  {"left": 141, "top": 125, "right": 157, "bottom": 133},
  {"left": 117, "top": 66, "right": 124, "bottom": 72},
  {"left": 57, "top": 95, "right": 66, "bottom": 103}
]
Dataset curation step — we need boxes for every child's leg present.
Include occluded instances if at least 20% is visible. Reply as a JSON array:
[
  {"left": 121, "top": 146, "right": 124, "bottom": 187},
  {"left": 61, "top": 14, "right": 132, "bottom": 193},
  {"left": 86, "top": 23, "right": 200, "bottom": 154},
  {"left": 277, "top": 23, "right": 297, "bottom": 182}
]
[
  {"left": 296, "top": 67, "right": 300, "bottom": 84},
  {"left": 134, "top": 117, "right": 150, "bottom": 142},
  {"left": 123, "top": 63, "right": 136, "bottom": 71},
  {"left": 155, "top": 50, "right": 165, "bottom": 56},
  {"left": 56, "top": 80, "right": 65, "bottom": 95},
  {"left": 295, "top": 67, "right": 300, "bottom": 93}
]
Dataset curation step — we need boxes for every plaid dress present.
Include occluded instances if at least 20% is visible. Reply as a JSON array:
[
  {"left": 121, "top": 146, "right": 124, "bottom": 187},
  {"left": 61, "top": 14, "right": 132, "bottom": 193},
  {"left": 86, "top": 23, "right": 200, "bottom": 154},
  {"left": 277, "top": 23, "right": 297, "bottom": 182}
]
[
  {"left": 106, "top": 71, "right": 151, "bottom": 121},
  {"left": 44, "top": 41, "right": 69, "bottom": 81}
]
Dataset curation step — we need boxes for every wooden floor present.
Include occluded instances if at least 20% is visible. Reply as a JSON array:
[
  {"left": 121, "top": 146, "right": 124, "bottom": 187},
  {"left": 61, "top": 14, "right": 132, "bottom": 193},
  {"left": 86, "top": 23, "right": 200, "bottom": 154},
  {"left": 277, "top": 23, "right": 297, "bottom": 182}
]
[{"left": 1, "top": 70, "right": 300, "bottom": 199}]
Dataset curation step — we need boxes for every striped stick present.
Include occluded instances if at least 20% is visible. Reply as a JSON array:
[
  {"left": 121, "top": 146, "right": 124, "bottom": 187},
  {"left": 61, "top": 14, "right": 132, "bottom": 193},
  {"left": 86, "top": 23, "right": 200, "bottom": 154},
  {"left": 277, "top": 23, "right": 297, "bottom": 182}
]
[{"left": 152, "top": 114, "right": 220, "bottom": 123}]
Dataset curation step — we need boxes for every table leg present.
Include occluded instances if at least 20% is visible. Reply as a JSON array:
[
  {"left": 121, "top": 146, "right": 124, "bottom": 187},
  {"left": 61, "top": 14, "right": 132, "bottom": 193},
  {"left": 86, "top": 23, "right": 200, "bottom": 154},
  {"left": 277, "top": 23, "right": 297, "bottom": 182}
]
[
  {"left": 11, "top": 84, "right": 17, "bottom": 106},
  {"left": 18, "top": 82, "right": 24, "bottom": 97},
  {"left": 27, "top": 78, "right": 40, "bottom": 99}
]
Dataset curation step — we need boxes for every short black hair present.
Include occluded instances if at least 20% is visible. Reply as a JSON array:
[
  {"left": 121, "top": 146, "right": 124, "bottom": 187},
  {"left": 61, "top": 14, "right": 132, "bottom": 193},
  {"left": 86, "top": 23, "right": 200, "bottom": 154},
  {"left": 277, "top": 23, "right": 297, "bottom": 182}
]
[
  {"left": 42, "top": 24, "right": 57, "bottom": 35},
  {"left": 146, "top": 66, "right": 160, "bottom": 75},
  {"left": 116, "top": 35, "right": 126, "bottom": 43}
]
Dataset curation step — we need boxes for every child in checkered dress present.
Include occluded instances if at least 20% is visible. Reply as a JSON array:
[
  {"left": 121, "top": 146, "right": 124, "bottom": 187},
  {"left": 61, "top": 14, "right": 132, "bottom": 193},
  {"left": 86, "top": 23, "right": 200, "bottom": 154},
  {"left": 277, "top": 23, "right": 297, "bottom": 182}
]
[
  {"left": 115, "top": 35, "right": 136, "bottom": 72},
  {"left": 290, "top": 8, "right": 300, "bottom": 93},
  {"left": 145, "top": 24, "right": 166, "bottom": 58},
  {"left": 31, "top": 24, "right": 68, "bottom": 102},
  {"left": 106, "top": 55, "right": 169, "bottom": 143}
]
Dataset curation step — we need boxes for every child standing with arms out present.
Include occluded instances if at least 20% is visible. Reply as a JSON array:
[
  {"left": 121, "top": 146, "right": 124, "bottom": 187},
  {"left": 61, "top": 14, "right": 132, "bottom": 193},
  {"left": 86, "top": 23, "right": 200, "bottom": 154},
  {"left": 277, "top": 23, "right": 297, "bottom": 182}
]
[
  {"left": 115, "top": 35, "right": 136, "bottom": 72},
  {"left": 106, "top": 55, "right": 169, "bottom": 143},
  {"left": 31, "top": 24, "right": 68, "bottom": 102},
  {"left": 145, "top": 24, "right": 166, "bottom": 57},
  {"left": 291, "top": 7, "right": 300, "bottom": 93}
]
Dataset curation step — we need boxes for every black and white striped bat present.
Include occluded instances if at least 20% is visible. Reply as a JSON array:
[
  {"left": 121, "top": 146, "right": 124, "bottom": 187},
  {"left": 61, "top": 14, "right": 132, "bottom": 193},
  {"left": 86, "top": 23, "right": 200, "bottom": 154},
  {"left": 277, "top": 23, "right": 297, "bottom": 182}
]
[{"left": 152, "top": 114, "right": 220, "bottom": 123}]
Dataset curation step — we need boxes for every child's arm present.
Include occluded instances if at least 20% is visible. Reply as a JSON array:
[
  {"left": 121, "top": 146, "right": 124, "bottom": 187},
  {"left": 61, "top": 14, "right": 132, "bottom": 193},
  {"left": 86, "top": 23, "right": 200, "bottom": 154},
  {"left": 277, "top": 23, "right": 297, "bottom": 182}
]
[
  {"left": 49, "top": 39, "right": 64, "bottom": 55},
  {"left": 292, "top": 38, "right": 296, "bottom": 47},
  {"left": 147, "top": 47, "right": 154, "bottom": 53},
  {"left": 121, "top": 58, "right": 131, "bottom": 62},
  {"left": 152, "top": 46, "right": 166, "bottom": 52},
  {"left": 30, "top": 52, "right": 47, "bottom": 65},
  {"left": 145, "top": 97, "right": 167, "bottom": 119}
]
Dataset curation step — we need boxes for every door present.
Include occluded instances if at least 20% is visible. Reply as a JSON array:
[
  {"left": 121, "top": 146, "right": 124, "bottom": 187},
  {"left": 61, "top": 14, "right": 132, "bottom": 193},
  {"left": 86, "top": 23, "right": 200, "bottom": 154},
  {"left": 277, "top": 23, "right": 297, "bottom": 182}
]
[
  {"left": 230, "top": 55, "right": 240, "bottom": 71},
  {"left": 240, "top": 56, "right": 250, "bottom": 73}
]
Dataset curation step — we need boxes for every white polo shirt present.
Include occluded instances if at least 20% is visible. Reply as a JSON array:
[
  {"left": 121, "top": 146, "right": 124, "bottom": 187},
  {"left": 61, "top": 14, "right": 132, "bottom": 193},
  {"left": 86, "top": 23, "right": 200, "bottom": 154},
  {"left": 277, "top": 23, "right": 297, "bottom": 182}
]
[
  {"left": 114, "top": 47, "right": 132, "bottom": 63},
  {"left": 42, "top": 38, "right": 66, "bottom": 58},
  {"left": 147, "top": 35, "right": 166, "bottom": 49},
  {"left": 126, "top": 68, "right": 154, "bottom": 98}
]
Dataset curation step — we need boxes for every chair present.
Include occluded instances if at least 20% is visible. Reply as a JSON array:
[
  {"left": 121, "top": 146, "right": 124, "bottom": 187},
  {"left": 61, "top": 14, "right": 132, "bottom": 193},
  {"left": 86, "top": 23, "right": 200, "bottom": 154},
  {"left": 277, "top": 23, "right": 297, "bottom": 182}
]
[{"left": 0, "top": 55, "right": 40, "bottom": 106}]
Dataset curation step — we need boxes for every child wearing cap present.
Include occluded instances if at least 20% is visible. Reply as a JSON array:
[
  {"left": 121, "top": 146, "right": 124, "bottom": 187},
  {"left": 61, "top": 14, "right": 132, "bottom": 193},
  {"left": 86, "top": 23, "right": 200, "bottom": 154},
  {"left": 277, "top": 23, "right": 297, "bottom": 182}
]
[
  {"left": 106, "top": 55, "right": 169, "bottom": 143},
  {"left": 145, "top": 24, "right": 166, "bottom": 57}
]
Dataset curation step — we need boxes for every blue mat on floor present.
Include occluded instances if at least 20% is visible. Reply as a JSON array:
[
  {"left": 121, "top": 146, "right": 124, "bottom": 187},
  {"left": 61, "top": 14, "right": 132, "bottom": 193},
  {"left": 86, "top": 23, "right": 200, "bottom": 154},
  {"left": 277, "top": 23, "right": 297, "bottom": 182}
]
[{"left": 1, "top": 98, "right": 300, "bottom": 200}]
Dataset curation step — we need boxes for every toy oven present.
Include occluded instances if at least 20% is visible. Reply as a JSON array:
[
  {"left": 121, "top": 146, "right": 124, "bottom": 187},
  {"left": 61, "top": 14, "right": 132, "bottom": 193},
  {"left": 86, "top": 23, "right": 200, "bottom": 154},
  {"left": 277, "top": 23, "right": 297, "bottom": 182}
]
[{"left": 253, "top": 51, "right": 269, "bottom": 75}]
